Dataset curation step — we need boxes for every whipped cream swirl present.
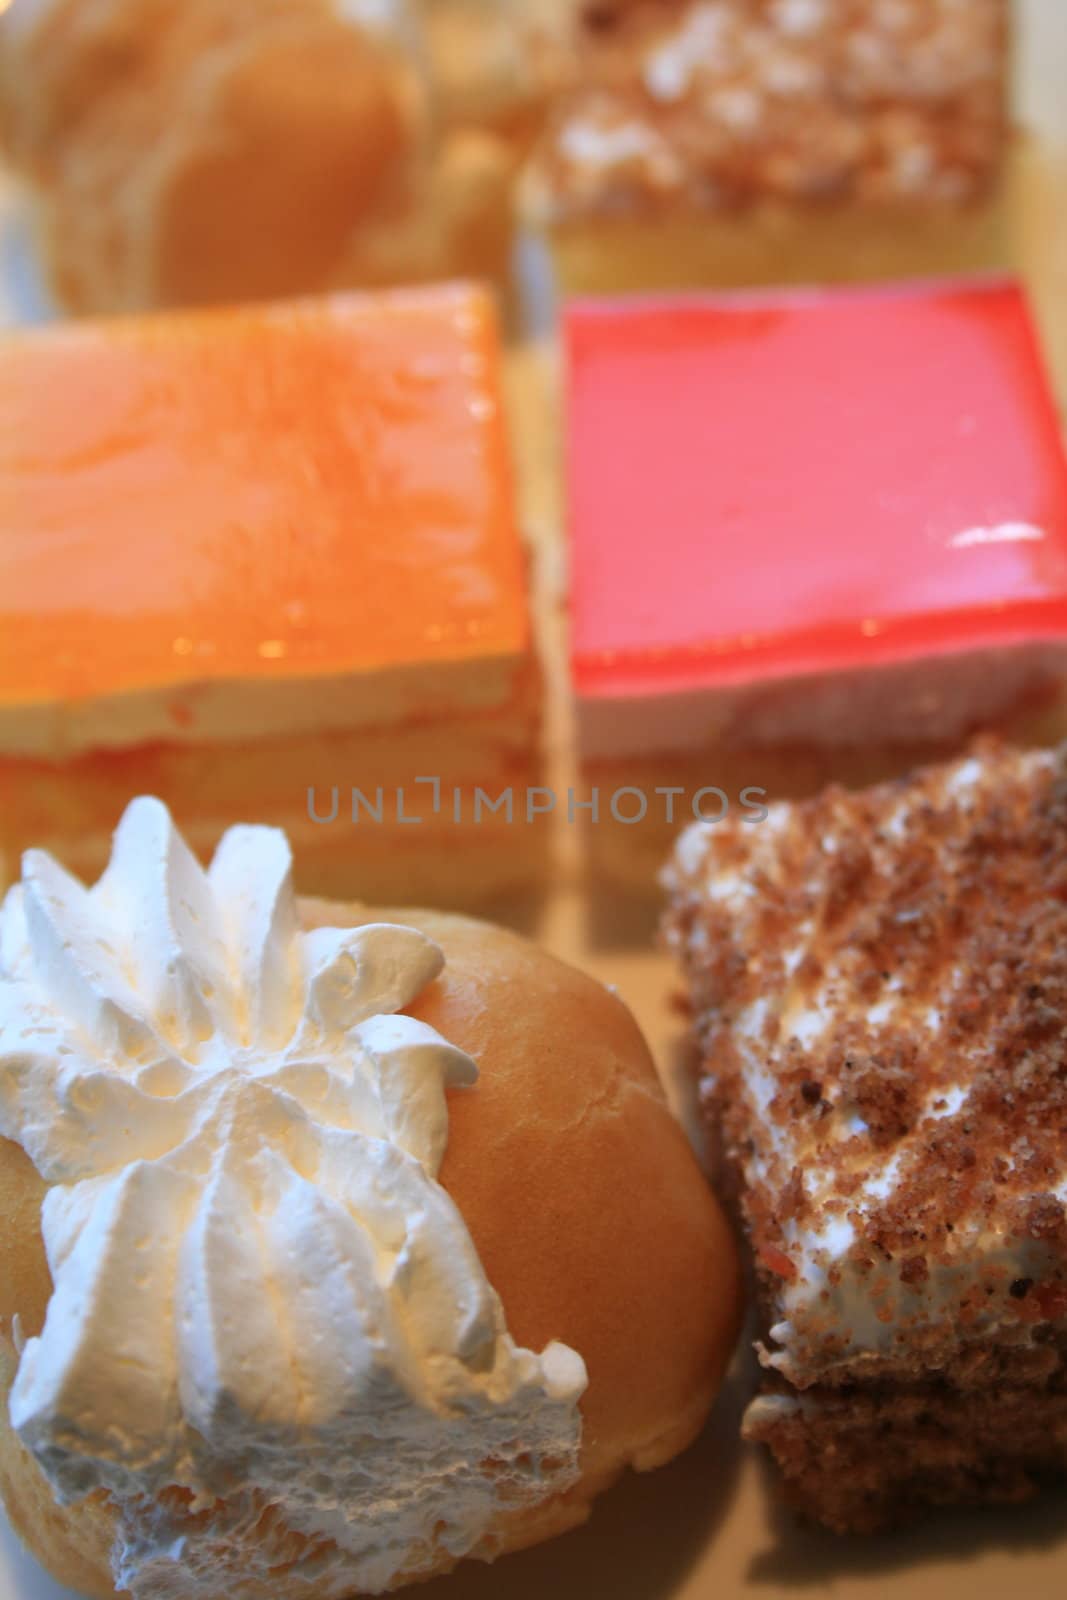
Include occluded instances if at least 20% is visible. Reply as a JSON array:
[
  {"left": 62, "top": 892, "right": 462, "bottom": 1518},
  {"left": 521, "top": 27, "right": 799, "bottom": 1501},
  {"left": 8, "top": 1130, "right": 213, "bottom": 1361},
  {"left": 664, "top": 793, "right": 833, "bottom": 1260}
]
[{"left": 0, "top": 798, "right": 585, "bottom": 1598}]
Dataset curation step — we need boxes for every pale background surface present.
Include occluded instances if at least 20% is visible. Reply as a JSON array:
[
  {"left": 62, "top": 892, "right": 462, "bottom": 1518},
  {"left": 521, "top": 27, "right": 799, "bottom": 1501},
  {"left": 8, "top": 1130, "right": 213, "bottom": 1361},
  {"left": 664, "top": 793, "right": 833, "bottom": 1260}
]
[{"left": 2, "top": 1, "right": 1067, "bottom": 1596}]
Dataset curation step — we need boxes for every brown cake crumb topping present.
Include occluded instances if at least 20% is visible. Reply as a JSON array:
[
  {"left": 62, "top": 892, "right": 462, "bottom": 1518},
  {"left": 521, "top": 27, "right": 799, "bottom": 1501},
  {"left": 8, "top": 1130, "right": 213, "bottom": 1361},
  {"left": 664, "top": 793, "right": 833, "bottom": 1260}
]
[
  {"left": 526, "top": 0, "right": 1008, "bottom": 221},
  {"left": 665, "top": 740, "right": 1067, "bottom": 1373}
]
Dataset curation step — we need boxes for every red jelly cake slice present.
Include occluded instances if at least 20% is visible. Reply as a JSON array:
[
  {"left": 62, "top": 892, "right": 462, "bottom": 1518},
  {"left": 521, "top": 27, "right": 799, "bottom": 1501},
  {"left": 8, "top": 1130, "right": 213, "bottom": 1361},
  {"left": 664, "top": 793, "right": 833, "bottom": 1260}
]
[{"left": 565, "top": 276, "right": 1067, "bottom": 886}]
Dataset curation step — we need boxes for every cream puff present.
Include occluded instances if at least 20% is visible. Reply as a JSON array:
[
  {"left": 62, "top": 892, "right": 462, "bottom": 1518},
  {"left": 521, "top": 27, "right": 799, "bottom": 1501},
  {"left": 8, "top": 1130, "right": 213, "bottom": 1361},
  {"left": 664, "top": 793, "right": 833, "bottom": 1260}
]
[{"left": 0, "top": 797, "right": 741, "bottom": 1597}]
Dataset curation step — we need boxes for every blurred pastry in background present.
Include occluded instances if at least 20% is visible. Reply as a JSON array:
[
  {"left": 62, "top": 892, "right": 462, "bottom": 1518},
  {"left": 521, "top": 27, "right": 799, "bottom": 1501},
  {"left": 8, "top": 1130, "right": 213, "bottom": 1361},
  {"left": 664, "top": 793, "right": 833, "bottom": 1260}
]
[
  {"left": 0, "top": 284, "right": 546, "bottom": 904},
  {"left": 565, "top": 277, "right": 1067, "bottom": 891},
  {"left": 0, "top": 0, "right": 1015, "bottom": 314},
  {"left": 522, "top": 0, "right": 1012, "bottom": 295},
  {"left": 0, "top": 0, "right": 562, "bottom": 313}
]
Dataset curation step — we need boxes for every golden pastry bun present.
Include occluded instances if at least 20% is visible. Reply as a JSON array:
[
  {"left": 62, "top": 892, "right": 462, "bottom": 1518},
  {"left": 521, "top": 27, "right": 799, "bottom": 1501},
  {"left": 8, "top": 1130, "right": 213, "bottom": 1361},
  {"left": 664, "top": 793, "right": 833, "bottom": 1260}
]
[
  {"left": 0, "top": 0, "right": 524, "bottom": 312},
  {"left": 416, "top": 0, "right": 577, "bottom": 146},
  {"left": 0, "top": 903, "right": 741, "bottom": 1596}
]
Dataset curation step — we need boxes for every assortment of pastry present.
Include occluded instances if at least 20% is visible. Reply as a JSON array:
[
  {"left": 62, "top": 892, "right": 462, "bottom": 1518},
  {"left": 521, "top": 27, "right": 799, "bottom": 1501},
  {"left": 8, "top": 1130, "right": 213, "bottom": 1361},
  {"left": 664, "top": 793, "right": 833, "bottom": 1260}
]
[
  {"left": 1, "top": 2, "right": 1067, "bottom": 1596},
  {"left": 0, "top": 0, "right": 1016, "bottom": 313}
]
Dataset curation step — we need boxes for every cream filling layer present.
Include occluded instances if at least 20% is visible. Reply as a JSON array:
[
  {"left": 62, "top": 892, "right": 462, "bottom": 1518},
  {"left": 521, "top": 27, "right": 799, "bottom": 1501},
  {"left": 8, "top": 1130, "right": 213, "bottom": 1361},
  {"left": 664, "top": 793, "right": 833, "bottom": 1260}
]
[
  {"left": 579, "top": 640, "right": 1067, "bottom": 762},
  {"left": 0, "top": 653, "right": 529, "bottom": 760},
  {"left": 0, "top": 798, "right": 585, "bottom": 1597}
]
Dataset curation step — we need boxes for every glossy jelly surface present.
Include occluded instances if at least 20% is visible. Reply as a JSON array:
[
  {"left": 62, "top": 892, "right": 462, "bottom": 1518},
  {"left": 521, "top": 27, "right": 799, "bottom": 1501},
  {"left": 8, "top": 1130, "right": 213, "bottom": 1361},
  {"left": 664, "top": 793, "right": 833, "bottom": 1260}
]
[
  {"left": 1, "top": 285, "right": 527, "bottom": 710},
  {"left": 566, "top": 279, "right": 1067, "bottom": 699}
]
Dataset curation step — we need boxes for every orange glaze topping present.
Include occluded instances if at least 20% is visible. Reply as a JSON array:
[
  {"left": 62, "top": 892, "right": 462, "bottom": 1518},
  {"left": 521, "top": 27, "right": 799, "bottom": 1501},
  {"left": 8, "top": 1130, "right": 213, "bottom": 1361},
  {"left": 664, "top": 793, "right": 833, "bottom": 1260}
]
[{"left": 0, "top": 285, "right": 528, "bottom": 714}]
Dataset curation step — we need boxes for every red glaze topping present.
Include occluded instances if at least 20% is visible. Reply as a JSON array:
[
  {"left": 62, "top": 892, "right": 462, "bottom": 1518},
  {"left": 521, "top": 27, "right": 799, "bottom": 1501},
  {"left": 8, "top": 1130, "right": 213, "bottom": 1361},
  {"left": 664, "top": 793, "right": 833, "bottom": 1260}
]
[{"left": 566, "top": 279, "right": 1067, "bottom": 701}]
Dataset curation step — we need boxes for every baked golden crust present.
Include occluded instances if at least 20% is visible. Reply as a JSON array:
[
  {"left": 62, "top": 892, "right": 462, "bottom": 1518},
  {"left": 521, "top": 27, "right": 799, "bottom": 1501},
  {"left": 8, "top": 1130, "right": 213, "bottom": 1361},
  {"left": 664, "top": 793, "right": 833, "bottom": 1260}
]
[
  {"left": 0, "top": 902, "right": 741, "bottom": 1596},
  {"left": 346, "top": 906, "right": 740, "bottom": 1488},
  {"left": 0, "top": 1145, "right": 117, "bottom": 1599}
]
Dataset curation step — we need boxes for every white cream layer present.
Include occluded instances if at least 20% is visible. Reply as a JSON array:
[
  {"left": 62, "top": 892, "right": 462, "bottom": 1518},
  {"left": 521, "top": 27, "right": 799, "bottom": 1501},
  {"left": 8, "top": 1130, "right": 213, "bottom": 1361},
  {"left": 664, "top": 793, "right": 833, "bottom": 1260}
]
[
  {"left": 0, "top": 653, "right": 526, "bottom": 761},
  {"left": 580, "top": 640, "right": 1067, "bottom": 762},
  {"left": 0, "top": 798, "right": 585, "bottom": 1598}
]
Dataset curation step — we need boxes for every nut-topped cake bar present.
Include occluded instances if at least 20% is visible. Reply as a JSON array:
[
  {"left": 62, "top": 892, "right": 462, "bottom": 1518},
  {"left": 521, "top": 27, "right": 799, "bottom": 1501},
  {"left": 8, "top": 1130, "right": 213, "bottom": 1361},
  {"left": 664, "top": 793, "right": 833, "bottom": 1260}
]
[
  {"left": 524, "top": 0, "right": 1012, "bottom": 294},
  {"left": 665, "top": 738, "right": 1067, "bottom": 1530},
  {"left": 0, "top": 284, "right": 544, "bottom": 903}
]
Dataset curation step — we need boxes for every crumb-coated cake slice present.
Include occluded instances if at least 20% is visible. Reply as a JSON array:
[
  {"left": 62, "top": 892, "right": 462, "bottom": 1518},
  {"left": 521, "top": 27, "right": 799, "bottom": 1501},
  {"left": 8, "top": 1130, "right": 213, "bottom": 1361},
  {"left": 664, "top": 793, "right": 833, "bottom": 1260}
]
[{"left": 664, "top": 739, "right": 1067, "bottom": 1531}]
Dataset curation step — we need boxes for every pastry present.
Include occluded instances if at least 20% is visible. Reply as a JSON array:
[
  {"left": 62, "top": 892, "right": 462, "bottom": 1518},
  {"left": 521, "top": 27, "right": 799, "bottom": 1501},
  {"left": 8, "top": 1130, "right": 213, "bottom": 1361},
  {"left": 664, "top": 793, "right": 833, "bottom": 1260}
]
[
  {"left": 564, "top": 277, "right": 1067, "bottom": 889},
  {"left": 664, "top": 737, "right": 1067, "bottom": 1530},
  {"left": 0, "top": 284, "right": 544, "bottom": 905},
  {"left": 0, "top": 795, "right": 742, "bottom": 1596},
  {"left": 0, "top": 0, "right": 1016, "bottom": 312},
  {"left": 415, "top": 0, "right": 576, "bottom": 148},
  {"left": 523, "top": 0, "right": 1012, "bottom": 295},
  {"left": 0, "top": 0, "right": 530, "bottom": 312}
]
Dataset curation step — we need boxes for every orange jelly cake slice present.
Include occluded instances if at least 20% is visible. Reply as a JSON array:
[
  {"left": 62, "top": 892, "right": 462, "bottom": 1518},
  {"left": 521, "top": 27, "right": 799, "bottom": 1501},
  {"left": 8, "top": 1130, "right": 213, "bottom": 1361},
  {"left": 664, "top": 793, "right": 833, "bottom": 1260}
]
[{"left": 0, "top": 284, "right": 543, "bottom": 902}]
